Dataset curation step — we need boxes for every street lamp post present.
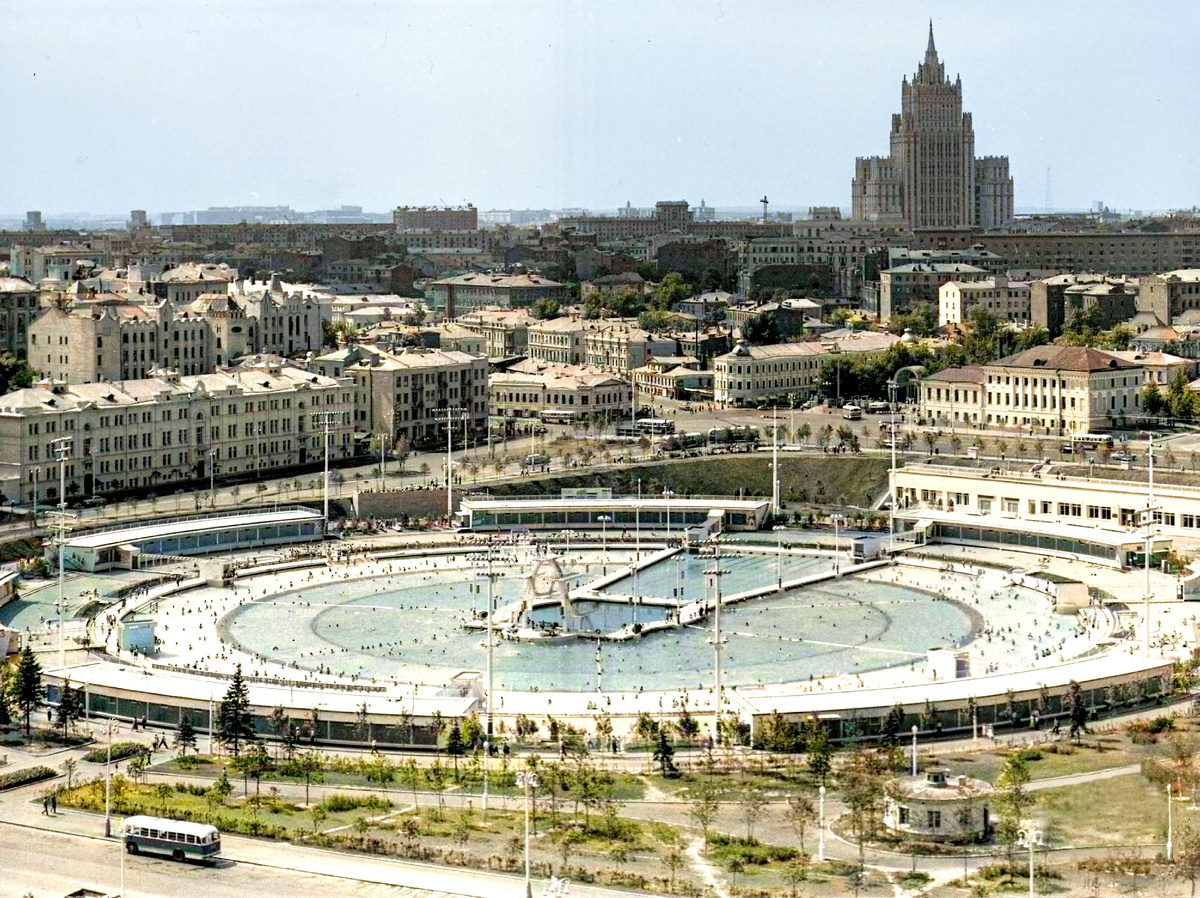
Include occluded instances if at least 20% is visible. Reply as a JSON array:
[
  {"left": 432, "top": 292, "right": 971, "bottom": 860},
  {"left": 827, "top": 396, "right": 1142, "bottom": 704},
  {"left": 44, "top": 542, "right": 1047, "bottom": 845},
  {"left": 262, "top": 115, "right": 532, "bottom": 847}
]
[
  {"left": 705, "top": 545, "right": 726, "bottom": 744},
  {"left": 479, "top": 542, "right": 498, "bottom": 816},
  {"left": 104, "top": 717, "right": 117, "bottom": 837},
  {"left": 1167, "top": 782, "right": 1174, "bottom": 862},
  {"left": 831, "top": 512, "right": 845, "bottom": 575},
  {"left": 773, "top": 524, "right": 786, "bottom": 591},
  {"left": 911, "top": 724, "right": 919, "bottom": 776},
  {"left": 1144, "top": 434, "right": 1158, "bottom": 659},
  {"left": 437, "top": 406, "right": 467, "bottom": 521},
  {"left": 516, "top": 770, "right": 539, "bottom": 898},
  {"left": 311, "top": 411, "right": 341, "bottom": 531},
  {"left": 1018, "top": 829, "right": 1043, "bottom": 898},
  {"left": 597, "top": 515, "right": 612, "bottom": 574},
  {"left": 208, "top": 448, "right": 218, "bottom": 507},
  {"left": 818, "top": 784, "right": 826, "bottom": 862},
  {"left": 51, "top": 437, "right": 72, "bottom": 669}
]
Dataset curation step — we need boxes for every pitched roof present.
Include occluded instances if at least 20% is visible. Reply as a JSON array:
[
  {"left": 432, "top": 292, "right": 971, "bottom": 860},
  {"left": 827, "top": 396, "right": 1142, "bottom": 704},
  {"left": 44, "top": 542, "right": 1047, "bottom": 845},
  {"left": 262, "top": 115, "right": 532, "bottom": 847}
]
[{"left": 989, "top": 346, "right": 1139, "bottom": 373}]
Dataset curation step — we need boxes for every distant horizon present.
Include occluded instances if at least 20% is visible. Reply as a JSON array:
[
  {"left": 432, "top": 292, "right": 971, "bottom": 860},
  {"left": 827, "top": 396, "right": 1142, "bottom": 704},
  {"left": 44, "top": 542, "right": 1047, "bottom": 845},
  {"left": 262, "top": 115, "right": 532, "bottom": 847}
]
[{"left": 6, "top": 1, "right": 1198, "bottom": 214}]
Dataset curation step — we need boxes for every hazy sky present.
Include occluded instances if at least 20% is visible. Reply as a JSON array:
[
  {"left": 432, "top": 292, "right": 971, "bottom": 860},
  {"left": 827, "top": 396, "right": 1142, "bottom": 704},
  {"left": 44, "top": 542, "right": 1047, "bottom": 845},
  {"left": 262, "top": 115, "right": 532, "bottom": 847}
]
[{"left": 4, "top": 0, "right": 1198, "bottom": 215}]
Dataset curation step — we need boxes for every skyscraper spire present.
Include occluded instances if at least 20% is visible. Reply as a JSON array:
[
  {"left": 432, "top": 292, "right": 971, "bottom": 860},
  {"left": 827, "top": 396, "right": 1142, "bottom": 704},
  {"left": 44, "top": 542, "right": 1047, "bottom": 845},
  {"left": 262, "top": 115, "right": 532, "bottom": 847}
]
[{"left": 926, "top": 19, "right": 937, "bottom": 61}]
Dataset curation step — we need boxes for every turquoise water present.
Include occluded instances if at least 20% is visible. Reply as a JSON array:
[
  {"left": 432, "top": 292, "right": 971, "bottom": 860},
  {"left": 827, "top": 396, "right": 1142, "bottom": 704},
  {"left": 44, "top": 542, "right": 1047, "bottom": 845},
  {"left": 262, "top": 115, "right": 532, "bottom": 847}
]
[{"left": 221, "top": 551, "right": 983, "bottom": 692}]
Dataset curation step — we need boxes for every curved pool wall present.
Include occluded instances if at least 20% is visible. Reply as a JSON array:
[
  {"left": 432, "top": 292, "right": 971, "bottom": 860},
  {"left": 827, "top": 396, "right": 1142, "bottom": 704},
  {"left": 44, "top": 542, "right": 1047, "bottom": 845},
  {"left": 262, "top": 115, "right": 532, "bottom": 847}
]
[{"left": 40, "top": 540, "right": 1177, "bottom": 749}]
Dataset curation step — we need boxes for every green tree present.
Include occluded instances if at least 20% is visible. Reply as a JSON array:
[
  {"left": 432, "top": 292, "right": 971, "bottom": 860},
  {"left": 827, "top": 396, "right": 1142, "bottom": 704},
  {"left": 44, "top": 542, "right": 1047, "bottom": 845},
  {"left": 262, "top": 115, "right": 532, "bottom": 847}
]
[
  {"left": 282, "top": 750, "right": 324, "bottom": 805},
  {"left": 154, "top": 782, "right": 174, "bottom": 816},
  {"left": 786, "top": 795, "right": 817, "bottom": 853},
  {"left": 739, "top": 784, "right": 769, "bottom": 842},
  {"left": 12, "top": 645, "right": 44, "bottom": 736},
  {"left": 653, "top": 729, "right": 677, "bottom": 776},
  {"left": 687, "top": 781, "right": 719, "bottom": 848},
  {"left": 1068, "top": 679, "right": 1089, "bottom": 742},
  {"left": 175, "top": 715, "right": 198, "bottom": 756},
  {"left": 652, "top": 273, "right": 693, "bottom": 311},
  {"left": 446, "top": 722, "right": 465, "bottom": 778},
  {"left": 806, "top": 723, "right": 832, "bottom": 785},
  {"left": 529, "top": 297, "right": 561, "bottom": 319},
  {"left": 996, "top": 754, "right": 1035, "bottom": 864},
  {"left": 882, "top": 702, "right": 905, "bottom": 750},
  {"left": 60, "top": 757, "right": 78, "bottom": 789},
  {"left": 743, "top": 310, "right": 781, "bottom": 345},
  {"left": 217, "top": 663, "right": 254, "bottom": 756},
  {"left": 1143, "top": 380, "right": 1164, "bottom": 416},
  {"left": 55, "top": 680, "right": 85, "bottom": 738},
  {"left": 0, "top": 354, "right": 35, "bottom": 395}
]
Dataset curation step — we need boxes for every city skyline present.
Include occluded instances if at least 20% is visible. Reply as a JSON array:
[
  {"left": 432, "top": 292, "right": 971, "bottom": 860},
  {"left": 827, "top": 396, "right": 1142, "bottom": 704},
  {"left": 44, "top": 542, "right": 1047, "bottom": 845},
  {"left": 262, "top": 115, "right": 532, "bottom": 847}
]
[{"left": 3, "top": 0, "right": 1199, "bottom": 216}]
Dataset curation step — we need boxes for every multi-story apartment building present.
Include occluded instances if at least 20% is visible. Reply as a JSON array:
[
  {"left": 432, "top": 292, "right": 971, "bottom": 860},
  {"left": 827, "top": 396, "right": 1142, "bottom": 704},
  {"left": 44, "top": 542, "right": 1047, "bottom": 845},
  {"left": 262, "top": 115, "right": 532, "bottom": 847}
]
[
  {"left": 919, "top": 366, "right": 986, "bottom": 427},
  {"left": 632, "top": 356, "right": 714, "bottom": 401},
  {"left": 310, "top": 343, "right": 488, "bottom": 449},
  {"left": 938, "top": 276, "right": 1031, "bottom": 328},
  {"left": 734, "top": 226, "right": 888, "bottom": 298},
  {"left": 9, "top": 243, "right": 112, "bottom": 282},
  {"left": 149, "top": 264, "right": 237, "bottom": 304},
  {"left": 851, "top": 25, "right": 1013, "bottom": 229},
  {"left": 0, "top": 276, "right": 40, "bottom": 357},
  {"left": 921, "top": 346, "right": 1143, "bottom": 434},
  {"left": 427, "top": 272, "right": 567, "bottom": 318},
  {"left": 972, "top": 233, "right": 1200, "bottom": 277},
  {"left": 393, "top": 205, "right": 478, "bottom": 230},
  {"left": 526, "top": 317, "right": 600, "bottom": 366},
  {"left": 713, "top": 339, "right": 830, "bottom": 406},
  {"left": 1138, "top": 270, "right": 1200, "bottom": 325},
  {"left": 1031, "top": 274, "right": 1139, "bottom": 338},
  {"left": 27, "top": 292, "right": 262, "bottom": 383},
  {"left": 454, "top": 308, "right": 532, "bottom": 358},
  {"left": 879, "top": 262, "right": 989, "bottom": 321},
  {"left": 237, "top": 275, "right": 324, "bottom": 357},
  {"left": 489, "top": 361, "right": 630, "bottom": 421},
  {"left": 0, "top": 362, "right": 353, "bottom": 505},
  {"left": 582, "top": 324, "right": 674, "bottom": 373}
]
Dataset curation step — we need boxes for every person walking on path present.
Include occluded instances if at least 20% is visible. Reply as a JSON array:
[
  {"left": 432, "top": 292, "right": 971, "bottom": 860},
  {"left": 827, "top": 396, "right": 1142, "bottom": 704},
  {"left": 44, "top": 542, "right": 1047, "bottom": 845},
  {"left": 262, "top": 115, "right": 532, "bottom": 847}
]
[
  {"left": 51, "top": 794, "right": 57, "bottom": 814},
  {"left": 41, "top": 797, "right": 49, "bottom": 816}
]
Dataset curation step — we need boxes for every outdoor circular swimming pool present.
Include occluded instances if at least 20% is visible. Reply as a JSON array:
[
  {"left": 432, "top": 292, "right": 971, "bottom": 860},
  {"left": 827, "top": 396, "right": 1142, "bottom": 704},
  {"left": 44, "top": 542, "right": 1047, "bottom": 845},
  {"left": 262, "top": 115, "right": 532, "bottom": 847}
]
[{"left": 214, "top": 549, "right": 1074, "bottom": 693}]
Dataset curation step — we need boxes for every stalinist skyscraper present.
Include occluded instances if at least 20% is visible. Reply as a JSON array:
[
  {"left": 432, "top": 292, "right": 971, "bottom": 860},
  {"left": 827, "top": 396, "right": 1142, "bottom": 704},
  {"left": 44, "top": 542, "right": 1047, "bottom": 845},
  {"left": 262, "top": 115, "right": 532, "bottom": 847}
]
[{"left": 851, "top": 23, "right": 1013, "bottom": 230}]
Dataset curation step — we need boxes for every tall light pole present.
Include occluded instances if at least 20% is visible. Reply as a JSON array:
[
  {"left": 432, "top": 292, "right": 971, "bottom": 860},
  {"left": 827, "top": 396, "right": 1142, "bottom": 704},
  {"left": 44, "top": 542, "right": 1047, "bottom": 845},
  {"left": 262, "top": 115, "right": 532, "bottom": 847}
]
[
  {"left": 516, "top": 770, "right": 539, "bottom": 898},
  {"left": 51, "top": 437, "right": 72, "bottom": 669},
  {"left": 598, "top": 515, "right": 612, "bottom": 574},
  {"left": 312, "top": 410, "right": 341, "bottom": 531},
  {"left": 1018, "top": 828, "right": 1043, "bottom": 898},
  {"left": 104, "top": 717, "right": 117, "bottom": 837},
  {"left": 818, "top": 784, "right": 826, "bottom": 862},
  {"left": 1144, "top": 434, "right": 1157, "bottom": 659},
  {"left": 911, "top": 724, "right": 919, "bottom": 776},
  {"left": 832, "top": 512, "right": 845, "bottom": 575},
  {"left": 437, "top": 406, "right": 467, "bottom": 521},
  {"left": 1167, "top": 782, "right": 1174, "bottom": 862},
  {"left": 773, "top": 524, "right": 786, "bottom": 591},
  {"left": 208, "top": 447, "right": 218, "bottom": 507},
  {"left": 887, "top": 378, "right": 899, "bottom": 552},
  {"left": 633, "top": 503, "right": 641, "bottom": 626},
  {"left": 478, "top": 542, "right": 499, "bottom": 815},
  {"left": 771, "top": 404, "right": 780, "bottom": 516},
  {"left": 705, "top": 544, "right": 726, "bottom": 745}
]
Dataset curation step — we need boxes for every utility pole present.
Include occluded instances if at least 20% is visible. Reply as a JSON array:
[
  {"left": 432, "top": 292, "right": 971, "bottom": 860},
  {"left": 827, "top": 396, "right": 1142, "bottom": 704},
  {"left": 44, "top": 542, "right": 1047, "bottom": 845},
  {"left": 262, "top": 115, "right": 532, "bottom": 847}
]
[
  {"left": 705, "top": 543, "right": 726, "bottom": 745},
  {"left": 477, "top": 541, "right": 500, "bottom": 814},
  {"left": 1144, "top": 434, "right": 1157, "bottom": 658},
  {"left": 50, "top": 437, "right": 72, "bottom": 669},
  {"left": 311, "top": 411, "right": 342, "bottom": 531},
  {"left": 437, "top": 406, "right": 467, "bottom": 520}
]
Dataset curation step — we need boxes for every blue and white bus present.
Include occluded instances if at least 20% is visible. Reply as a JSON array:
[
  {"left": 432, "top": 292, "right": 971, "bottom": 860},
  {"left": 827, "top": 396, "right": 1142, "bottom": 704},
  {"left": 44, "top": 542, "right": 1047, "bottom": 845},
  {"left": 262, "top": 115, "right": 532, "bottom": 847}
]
[{"left": 121, "top": 815, "right": 221, "bottom": 862}]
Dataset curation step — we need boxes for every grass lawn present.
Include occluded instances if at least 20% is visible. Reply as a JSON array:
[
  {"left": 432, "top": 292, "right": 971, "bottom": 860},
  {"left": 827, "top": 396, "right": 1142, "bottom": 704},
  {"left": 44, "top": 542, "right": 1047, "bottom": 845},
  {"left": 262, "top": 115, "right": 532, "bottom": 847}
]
[
  {"left": 56, "top": 777, "right": 394, "bottom": 839},
  {"left": 939, "top": 726, "right": 1183, "bottom": 784},
  {"left": 149, "top": 753, "right": 646, "bottom": 800},
  {"left": 1036, "top": 772, "right": 1167, "bottom": 848}
]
